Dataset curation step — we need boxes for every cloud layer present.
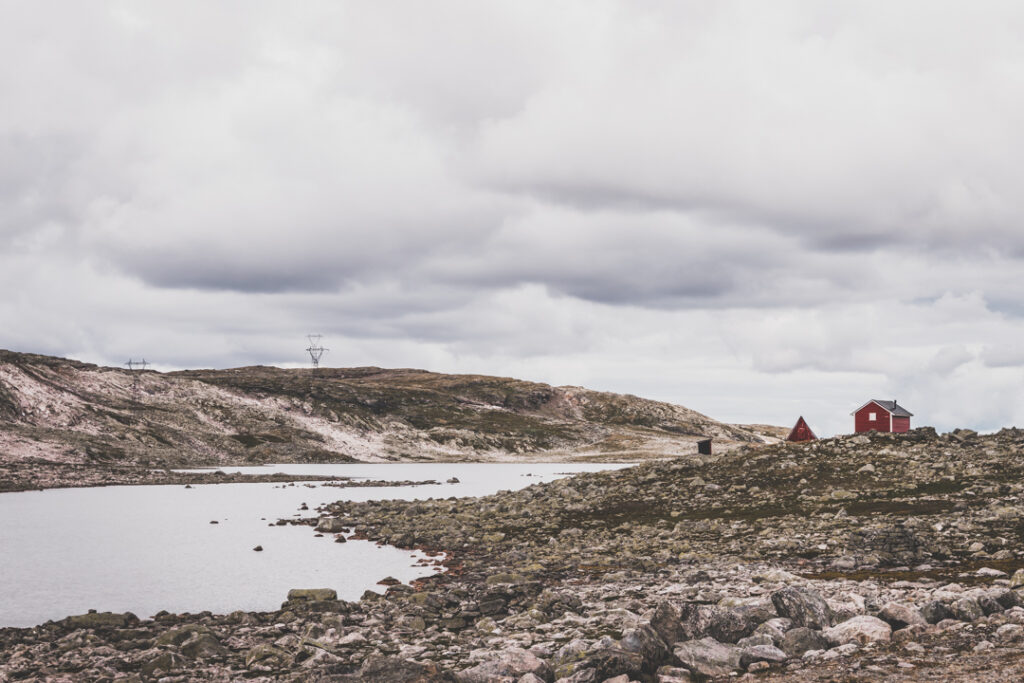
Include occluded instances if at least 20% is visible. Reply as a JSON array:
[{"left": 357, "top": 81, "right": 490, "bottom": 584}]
[{"left": 3, "top": 1, "right": 1024, "bottom": 436}]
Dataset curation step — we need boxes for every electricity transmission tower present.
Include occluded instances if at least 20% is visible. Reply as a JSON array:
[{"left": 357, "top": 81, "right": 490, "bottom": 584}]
[
  {"left": 305, "top": 335, "right": 328, "bottom": 372},
  {"left": 125, "top": 358, "right": 149, "bottom": 404}
]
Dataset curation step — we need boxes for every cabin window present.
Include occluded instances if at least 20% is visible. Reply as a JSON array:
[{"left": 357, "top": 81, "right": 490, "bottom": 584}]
[{"left": 868, "top": 412, "right": 876, "bottom": 421}]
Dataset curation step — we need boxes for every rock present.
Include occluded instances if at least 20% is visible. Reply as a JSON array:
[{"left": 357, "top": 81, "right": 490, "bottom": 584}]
[
  {"left": 140, "top": 651, "right": 187, "bottom": 678},
  {"left": 1011, "top": 569, "right": 1024, "bottom": 589},
  {"left": 771, "top": 587, "right": 833, "bottom": 630},
  {"left": 253, "top": 545, "right": 263, "bottom": 551},
  {"left": 67, "top": 611, "right": 138, "bottom": 629},
  {"left": 823, "top": 615, "right": 891, "bottom": 645},
  {"left": 996, "top": 624, "right": 1024, "bottom": 643},
  {"left": 458, "top": 647, "right": 553, "bottom": 682},
  {"left": 976, "top": 567, "right": 1008, "bottom": 578},
  {"left": 920, "top": 600, "right": 952, "bottom": 624},
  {"left": 287, "top": 588, "right": 338, "bottom": 601},
  {"left": 316, "top": 517, "right": 348, "bottom": 533},
  {"left": 518, "top": 675, "right": 546, "bottom": 683},
  {"left": 878, "top": 602, "right": 927, "bottom": 629},
  {"left": 245, "top": 644, "right": 294, "bottom": 670},
  {"left": 651, "top": 601, "right": 687, "bottom": 645},
  {"left": 447, "top": 477, "right": 460, "bottom": 483},
  {"left": 978, "top": 594, "right": 1005, "bottom": 615},
  {"left": 485, "top": 572, "right": 527, "bottom": 585},
  {"left": 570, "top": 648, "right": 644, "bottom": 682},
  {"left": 359, "top": 655, "right": 458, "bottom": 682},
  {"left": 780, "top": 627, "right": 831, "bottom": 657},
  {"left": 737, "top": 634, "right": 774, "bottom": 649},
  {"left": 620, "top": 624, "right": 670, "bottom": 672},
  {"left": 707, "top": 607, "right": 760, "bottom": 643},
  {"left": 991, "top": 587, "right": 1023, "bottom": 610},
  {"left": 335, "top": 534, "right": 347, "bottom": 543},
  {"left": 337, "top": 631, "right": 368, "bottom": 646},
  {"left": 739, "top": 644, "right": 787, "bottom": 669},
  {"left": 950, "top": 597, "right": 985, "bottom": 622},
  {"left": 155, "top": 624, "right": 206, "bottom": 646},
  {"left": 674, "top": 638, "right": 742, "bottom": 678},
  {"left": 655, "top": 665, "right": 693, "bottom": 682},
  {"left": 181, "top": 633, "right": 228, "bottom": 659}
]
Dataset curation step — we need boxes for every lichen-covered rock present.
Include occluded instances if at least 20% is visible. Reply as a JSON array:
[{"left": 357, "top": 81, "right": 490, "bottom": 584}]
[
  {"left": 771, "top": 587, "right": 833, "bottom": 630},
  {"left": 287, "top": 588, "right": 338, "bottom": 602},
  {"left": 674, "top": 638, "right": 742, "bottom": 678}
]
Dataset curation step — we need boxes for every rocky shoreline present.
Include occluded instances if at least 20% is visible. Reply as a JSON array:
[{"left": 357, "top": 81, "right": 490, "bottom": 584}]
[
  {"left": 0, "top": 460, "right": 444, "bottom": 493},
  {"left": 3, "top": 427, "right": 1024, "bottom": 681}
]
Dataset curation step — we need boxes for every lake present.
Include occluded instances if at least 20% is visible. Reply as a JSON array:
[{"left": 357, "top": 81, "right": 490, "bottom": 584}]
[{"left": 0, "top": 463, "right": 627, "bottom": 628}]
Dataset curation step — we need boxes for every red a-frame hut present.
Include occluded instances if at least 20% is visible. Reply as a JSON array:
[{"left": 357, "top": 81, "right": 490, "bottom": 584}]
[{"left": 787, "top": 416, "right": 817, "bottom": 442}]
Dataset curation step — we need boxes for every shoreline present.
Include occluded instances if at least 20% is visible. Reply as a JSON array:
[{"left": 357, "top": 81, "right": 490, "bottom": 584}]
[{"left": 3, "top": 430, "right": 1024, "bottom": 681}]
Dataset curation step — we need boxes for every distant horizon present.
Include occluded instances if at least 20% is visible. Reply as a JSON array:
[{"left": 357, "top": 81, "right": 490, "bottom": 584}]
[{"left": 4, "top": 345, "right": 1013, "bottom": 439}]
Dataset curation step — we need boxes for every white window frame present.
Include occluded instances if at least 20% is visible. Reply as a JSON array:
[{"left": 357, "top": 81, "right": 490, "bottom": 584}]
[{"left": 868, "top": 412, "right": 876, "bottom": 421}]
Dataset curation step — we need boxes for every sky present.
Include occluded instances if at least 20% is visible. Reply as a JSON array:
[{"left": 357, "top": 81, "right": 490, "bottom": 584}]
[{"left": 2, "top": 1, "right": 1024, "bottom": 436}]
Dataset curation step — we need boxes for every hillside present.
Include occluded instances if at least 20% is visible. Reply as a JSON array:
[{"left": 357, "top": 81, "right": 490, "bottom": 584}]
[{"left": 0, "top": 350, "right": 771, "bottom": 471}]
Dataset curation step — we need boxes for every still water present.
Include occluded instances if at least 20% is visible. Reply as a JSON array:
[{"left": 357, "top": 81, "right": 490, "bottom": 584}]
[{"left": 0, "top": 463, "right": 626, "bottom": 628}]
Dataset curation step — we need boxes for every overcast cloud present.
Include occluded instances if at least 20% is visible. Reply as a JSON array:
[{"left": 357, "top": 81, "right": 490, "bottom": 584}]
[{"left": 3, "top": 1, "right": 1024, "bottom": 436}]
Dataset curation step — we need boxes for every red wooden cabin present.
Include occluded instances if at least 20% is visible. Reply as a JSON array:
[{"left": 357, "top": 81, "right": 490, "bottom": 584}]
[
  {"left": 786, "top": 416, "right": 817, "bottom": 442},
  {"left": 851, "top": 400, "right": 912, "bottom": 433}
]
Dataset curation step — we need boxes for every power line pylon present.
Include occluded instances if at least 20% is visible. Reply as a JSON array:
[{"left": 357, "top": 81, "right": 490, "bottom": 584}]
[
  {"left": 125, "top": 358, "right": 149, "bottom": 406},
  {"left": 306, "top": 335, "right": 328, "bottom": 372}
]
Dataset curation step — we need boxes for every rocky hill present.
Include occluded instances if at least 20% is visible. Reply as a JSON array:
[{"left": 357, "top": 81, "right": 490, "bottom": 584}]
[{"left": 0, "top": 349, "right": 769, "bottom": 473}]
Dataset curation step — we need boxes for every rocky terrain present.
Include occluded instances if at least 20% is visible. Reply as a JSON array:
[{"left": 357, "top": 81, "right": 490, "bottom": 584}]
[
  {"left": 3, "top": 427, "right": 1024, "bottom": 681},
  {"left": 0, "top": 350, "right": 767, "bottom": 491}
]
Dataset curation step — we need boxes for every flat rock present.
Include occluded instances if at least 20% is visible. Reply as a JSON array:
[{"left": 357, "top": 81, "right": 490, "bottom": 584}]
[
  {"left": 674, "top": 637, "right": 742, "bottom": 678},
  {"left": 458, "top": 647, "right": 553, "bottom": 682}
]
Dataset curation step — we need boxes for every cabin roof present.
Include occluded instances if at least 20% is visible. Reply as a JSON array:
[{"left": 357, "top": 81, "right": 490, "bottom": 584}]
[{"left": 850, "top": 399, "right": 913, "bottom": 417}]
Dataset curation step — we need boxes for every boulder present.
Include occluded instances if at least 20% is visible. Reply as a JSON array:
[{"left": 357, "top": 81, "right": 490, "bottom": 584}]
[
  {"left": 181, "top": 633, "right": 228, "bottom": 659},
  {"left": 674, "top": 638, "right": 742, "bottom": 678},
  {"left": 707, "top": 607, "right": 761, "bottom": 644},
  {"left": 1011, "top": 569, "right": 1024, "bottom": 589},
  {"left": 780, "top": 627, "right": 831, "bottom": 657},
  {"left": 458, "top": 648, "right": 553, "bottom": 682},
  {"left": 771, "top": 587, "right": 833, "bottom": 630},
  {"left": 316, "top": 517, "right": 348, "bottom": 533},
  {"left": 878, "top": 602, "right": 927, "bottom": 630},
  {"left": 739, "top": 644, "right": 787, "bottom": 669},
  {"left": 140, "top": 651, "right": 186, "bottom": 678},
  {"left": 67, "top": 611, "right": 138, "bottom": 629},
  {"left": 245, "top": 644, "right": 294, "bottom": 670},
  {"left": 991, "top": 587, "right": 1023, "bottom": 610},
  {"left": 920, "top": 600, "right": 952, "bottom": 624},
  {"left": 950, "top": 597, "right": 984, "bottom": 622},
  {"left": 651, "top": 601, "right": 687, "bottom": 646},
  {"left": 287, "top": 588, "right": 338, "bottom": 602},
  {"left": 977, "top": 595, "right": 1004, "bottom": 616},
  {"left": 823, "top": 615, "right": 891, "bottom": 646},
  {"left": 620, "top": 624, "right": 670, "bottom": 672}
]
